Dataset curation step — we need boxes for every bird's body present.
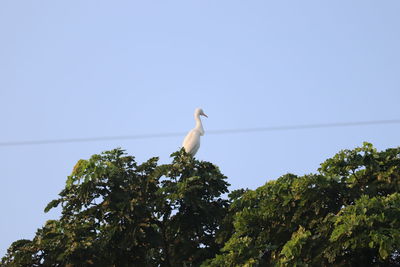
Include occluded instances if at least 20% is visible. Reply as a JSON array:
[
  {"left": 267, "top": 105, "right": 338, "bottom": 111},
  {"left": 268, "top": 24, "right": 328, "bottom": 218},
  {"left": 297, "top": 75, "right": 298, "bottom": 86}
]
[
  {"left": 182, "top": 129, "right": 201, "bottom": 156},
  {"left": 182, "top": 108, "right": 208, "bottom": 156}
]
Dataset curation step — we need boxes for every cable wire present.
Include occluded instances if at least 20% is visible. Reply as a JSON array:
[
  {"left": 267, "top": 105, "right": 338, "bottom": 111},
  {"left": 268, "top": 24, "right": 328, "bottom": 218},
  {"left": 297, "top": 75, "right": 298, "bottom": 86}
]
[{"left": 1, "top": 119, "right": 399, "bottom": 147}]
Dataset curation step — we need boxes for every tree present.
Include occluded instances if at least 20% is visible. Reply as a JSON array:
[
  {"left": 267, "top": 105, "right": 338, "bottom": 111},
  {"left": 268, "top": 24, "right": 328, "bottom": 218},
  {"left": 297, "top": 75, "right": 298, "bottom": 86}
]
[
  {"left": 204, "top": 143, "right": 400, "bottom": 266},
  {"left": 3, "top": 143, "right": 400, "bottom": 266},
  {"left": 1, "top": 149, "right": 229, "bottom": 266}
]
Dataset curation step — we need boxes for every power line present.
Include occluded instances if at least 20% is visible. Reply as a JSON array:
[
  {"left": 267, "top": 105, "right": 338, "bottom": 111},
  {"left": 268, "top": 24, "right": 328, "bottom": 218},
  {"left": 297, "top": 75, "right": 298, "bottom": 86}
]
[
  {"left": 207, "top": 119, "right": 400, "bottom": 134},
  {"left": 1, "top": 119, "right": 399, "bottom": 147}
]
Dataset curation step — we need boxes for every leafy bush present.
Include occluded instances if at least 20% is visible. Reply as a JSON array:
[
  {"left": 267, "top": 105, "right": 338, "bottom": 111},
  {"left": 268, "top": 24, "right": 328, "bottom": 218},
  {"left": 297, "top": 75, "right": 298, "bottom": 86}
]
[
  {"left": 2, "top": 149, "right": 229, "bottom": 267},
  {"left": 3, "top": 143, "right": 400, "bottom": 266},
  {"left": 205, "top": 143, "right": 400, "bottom": 266}
]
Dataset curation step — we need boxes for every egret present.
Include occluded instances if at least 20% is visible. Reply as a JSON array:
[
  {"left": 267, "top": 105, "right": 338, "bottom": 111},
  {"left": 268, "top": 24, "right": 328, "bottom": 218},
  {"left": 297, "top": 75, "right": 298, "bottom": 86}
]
[{"left": 182, "top": 108, "right": 208, "bottom": 156}]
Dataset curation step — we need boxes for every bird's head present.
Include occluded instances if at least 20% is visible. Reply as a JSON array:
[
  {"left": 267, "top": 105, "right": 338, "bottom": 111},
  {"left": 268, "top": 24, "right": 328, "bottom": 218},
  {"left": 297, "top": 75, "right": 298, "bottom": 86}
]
[{"left": 195, "top": 108, "right": 208, "bottom": 118}]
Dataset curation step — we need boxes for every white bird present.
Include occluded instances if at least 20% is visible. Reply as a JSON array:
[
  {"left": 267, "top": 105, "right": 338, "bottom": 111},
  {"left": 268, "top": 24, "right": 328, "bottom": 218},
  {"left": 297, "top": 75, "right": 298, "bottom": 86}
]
[{"left": 182, "top": 108, "right": 208, "bottom": 156}]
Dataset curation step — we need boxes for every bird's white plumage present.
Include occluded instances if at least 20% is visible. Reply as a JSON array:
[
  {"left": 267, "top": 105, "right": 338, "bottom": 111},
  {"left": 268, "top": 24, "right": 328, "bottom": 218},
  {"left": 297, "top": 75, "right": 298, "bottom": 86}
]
[
  {"left": 182, "top": 108, "right": 207, "bottom": 156},
  {"left": 182, "top": 130, "right": 201, "bottom": 155}
]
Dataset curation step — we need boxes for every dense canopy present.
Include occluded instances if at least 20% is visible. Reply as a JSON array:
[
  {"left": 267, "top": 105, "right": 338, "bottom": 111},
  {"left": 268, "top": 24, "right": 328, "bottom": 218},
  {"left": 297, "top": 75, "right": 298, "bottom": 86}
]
[{"left": 2, "top": 143, "right": 400, "bottom": 266}]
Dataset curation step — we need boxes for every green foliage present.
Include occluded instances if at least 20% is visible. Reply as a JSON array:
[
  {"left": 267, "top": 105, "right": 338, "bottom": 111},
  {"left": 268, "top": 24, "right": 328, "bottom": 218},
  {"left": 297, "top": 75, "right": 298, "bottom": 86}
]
[
  {"left": 2, "top": 148, "right": 229, "bottom": 266},
  {"left": 280, "top": 226, "right": 311, "bottom": 265},
  {"left": 3, "top": 143, "right": 400, "bottom": 266},
  {"left": 327, "top": 193, "right": 400, "bottom": 263},
  {"left": 204, "top": 143, "right": 400, "bottom": 266}
]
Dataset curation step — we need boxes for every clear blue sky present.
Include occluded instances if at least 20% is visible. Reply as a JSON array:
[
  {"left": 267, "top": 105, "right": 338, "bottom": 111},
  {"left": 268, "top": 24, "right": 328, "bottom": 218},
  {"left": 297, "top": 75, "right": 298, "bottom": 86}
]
[{"left": 1, "top": 0, "right": 399, "bottom": 256}]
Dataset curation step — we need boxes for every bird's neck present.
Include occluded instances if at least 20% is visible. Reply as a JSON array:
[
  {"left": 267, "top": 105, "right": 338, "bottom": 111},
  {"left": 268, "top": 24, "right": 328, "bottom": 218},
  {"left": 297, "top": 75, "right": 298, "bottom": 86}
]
[{"left": 195, "top": 115, "right": 205, "bottom": 136}]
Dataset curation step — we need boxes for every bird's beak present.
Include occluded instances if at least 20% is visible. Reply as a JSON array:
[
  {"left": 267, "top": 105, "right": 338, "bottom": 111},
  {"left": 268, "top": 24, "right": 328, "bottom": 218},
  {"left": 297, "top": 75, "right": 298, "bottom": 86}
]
[{"left": 203, "top": 113, "right": 208, "bottom": 118}]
